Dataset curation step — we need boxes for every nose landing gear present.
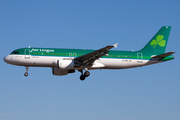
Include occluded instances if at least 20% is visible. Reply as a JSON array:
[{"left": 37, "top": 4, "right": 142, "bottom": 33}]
[{"left": 24, "top": 66, "right": 29, "bottom": 77}]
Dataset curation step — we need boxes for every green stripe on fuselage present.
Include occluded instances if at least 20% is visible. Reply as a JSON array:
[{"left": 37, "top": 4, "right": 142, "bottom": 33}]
[{"left": 10, "top": 48, "right": 152, "bottom": 60}]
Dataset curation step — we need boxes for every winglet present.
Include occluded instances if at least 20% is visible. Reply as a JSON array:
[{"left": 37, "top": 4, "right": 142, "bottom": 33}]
[{"left": 113, "top": 43, "right": 118, "bottom": 48}]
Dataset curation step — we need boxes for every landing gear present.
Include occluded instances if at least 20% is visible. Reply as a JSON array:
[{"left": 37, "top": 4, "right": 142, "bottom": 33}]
[
  {"left": 84, "top": 71, "right": 90, "bottom": 77},
  {"left": 79, "top": 69, "right": 90, "bottom": 81},
  {"left": 24, "top": 66, "right": 29, "bottom": 77},
  {"left": 24, "top": 72, "right": 28, "bottom": 76},
  {"left": 80, "top": 75, "right": 86, "bottom": 80}
]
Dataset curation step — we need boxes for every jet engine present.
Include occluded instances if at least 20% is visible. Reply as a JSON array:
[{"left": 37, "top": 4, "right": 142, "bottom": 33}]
[
  {"left": 57, "top": 60, "right": 74, "bottom": 70},
  {"left": 52, "top": 67, "right": 75, "bottom": 76}
]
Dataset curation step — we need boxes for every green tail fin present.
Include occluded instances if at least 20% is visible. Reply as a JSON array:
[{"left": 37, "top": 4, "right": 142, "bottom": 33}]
[{"left": 139, "top": 26, "right": 171, "bottom": 54}]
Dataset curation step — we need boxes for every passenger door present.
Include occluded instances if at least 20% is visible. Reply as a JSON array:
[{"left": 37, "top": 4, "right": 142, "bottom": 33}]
[
  {"left": 24, "top": 49, "right": 30, "bottom": 59},
  {"left": 137, "top": 52, "right": 143, "bottom": 63}
]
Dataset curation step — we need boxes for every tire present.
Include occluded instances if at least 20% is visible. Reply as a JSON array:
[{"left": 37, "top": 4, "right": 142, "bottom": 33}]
[
  {"left": 80, "top": 75, "right": 86, "bottom": 81},
  {"left": 24, "top": 72, "right": 28, "bottom": 76},
  {"left": 84, "top": 71, "right": 90, "bottom": 77}
]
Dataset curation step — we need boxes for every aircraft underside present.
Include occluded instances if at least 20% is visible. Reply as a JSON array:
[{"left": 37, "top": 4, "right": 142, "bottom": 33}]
[{"left": 4, "top": 55, "right": 160, "bottom": 80}]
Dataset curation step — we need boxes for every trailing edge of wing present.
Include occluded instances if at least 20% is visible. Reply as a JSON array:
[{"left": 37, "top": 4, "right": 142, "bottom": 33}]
[{"left": 151, "top": 52, "right": 175, "bottom": 60}]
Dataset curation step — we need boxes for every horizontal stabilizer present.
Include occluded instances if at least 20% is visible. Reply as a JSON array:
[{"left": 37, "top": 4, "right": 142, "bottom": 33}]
[{"left": 151, "top": 52, "right": 175, "bottom": 60}]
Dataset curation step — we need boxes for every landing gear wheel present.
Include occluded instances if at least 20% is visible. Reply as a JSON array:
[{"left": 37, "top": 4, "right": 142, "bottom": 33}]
[
  {"left": 84, "top": 71, "right": 90, "bottom": 77},
  {"left": 24, "top": 66, "right": 29, "bottom": 77},
  {"left": 24, "top": 72, "right": 28, "bottom": 77},
  {"left": 80, "top": 75, "right": 86, "bottom": 81}
]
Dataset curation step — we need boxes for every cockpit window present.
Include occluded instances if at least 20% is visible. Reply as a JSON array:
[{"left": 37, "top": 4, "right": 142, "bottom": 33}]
[{"left": 11, "top": 51, "right": 19, "bottom": 54}]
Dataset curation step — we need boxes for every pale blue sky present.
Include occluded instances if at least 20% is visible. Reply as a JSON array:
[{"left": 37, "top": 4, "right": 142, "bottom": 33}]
[{"left": 0, "top": 0, "right": 180, "bottom": 120}]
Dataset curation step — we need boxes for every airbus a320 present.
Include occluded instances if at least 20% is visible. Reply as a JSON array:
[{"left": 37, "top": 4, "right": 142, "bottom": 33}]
[{"left": 4, "top": 26, "right": 175, "bottom": 80}]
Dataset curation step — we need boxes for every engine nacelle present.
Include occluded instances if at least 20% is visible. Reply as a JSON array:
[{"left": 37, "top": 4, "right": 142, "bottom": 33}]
[
  {"left": 57, "top": 60, "right": 74, "bottom": 70},
  {"left": 52, "top": 67, "right": 75, "bottom": 76},
  {"left": 52, "top": 67, "right": 68, "bottom": 76}
]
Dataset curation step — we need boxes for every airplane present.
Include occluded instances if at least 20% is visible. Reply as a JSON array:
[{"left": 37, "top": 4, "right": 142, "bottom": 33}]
[{"left": 4, "top": 26, "right": 175, "bottom": 81}]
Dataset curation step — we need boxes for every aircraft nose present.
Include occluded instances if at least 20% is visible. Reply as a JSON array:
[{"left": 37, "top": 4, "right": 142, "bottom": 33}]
[
  {"left": 3, "top": 55, "right": 11, "bottom": 64},
  {"left": 4, "top": 55, "right": 8, "bottom": 63}
]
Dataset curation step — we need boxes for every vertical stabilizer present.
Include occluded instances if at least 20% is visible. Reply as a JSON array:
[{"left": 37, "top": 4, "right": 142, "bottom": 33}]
[{"left": 139, "top": 26, "right": 171, "bottom": 54}]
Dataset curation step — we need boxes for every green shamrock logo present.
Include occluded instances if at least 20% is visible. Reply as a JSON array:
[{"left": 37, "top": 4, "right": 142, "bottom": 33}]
[{"left": 150, "top": 35, "right": 166, "bottom": 48}]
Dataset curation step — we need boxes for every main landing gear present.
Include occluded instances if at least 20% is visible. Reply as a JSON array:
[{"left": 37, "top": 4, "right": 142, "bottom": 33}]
[
  {"left": 79, "top": 70, "right": 90, "bottom": 81},
  {"left": 24, "top": 66, "right": 29, "bottom": 77}
]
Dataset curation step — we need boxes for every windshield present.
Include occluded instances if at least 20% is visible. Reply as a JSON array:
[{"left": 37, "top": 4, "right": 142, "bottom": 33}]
[{"left": 10, "top": 51, "right": 19, "bottom": 54}]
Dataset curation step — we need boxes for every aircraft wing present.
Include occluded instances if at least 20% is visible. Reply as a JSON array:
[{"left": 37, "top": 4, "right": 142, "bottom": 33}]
[
  {"left": 74, "top": 43, "right": 118, "bottom": 67},
  {"left": 151, "top": 52, "right": 175, "bottom": 60}
]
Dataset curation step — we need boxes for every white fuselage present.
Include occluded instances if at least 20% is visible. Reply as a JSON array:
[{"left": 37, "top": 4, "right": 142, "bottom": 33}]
[{"left": 4, "top": 54, "right": 161, "bottom": 70}]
